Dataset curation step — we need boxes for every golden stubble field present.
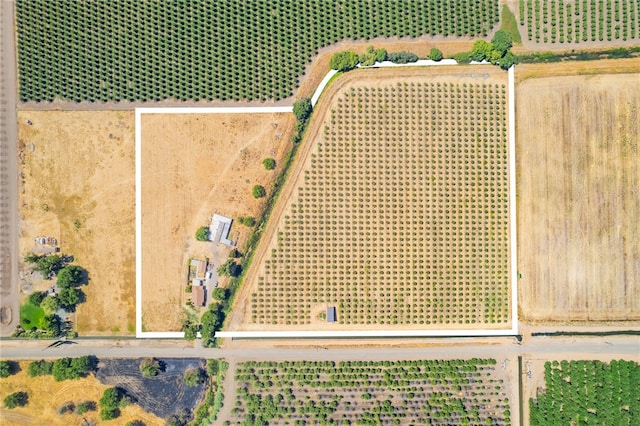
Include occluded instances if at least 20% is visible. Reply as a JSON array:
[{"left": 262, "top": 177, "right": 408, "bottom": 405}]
[
  {"left": 17, "top": 111, "right": 135, "bottom": 335},
  {"left": 0, "top": 361, "right": 161, "bottom": 425},
  {"left": 140, "top": 113, "right": 295, "bottom": 331},
  {"left": 517, "top": 72, "right": 640, "bottom": 322}
]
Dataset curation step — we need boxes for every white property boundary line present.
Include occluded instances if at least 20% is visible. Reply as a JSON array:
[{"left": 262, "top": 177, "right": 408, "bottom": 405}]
[{"left": 135, "top": 62, "right": 519, "bottom": 339}]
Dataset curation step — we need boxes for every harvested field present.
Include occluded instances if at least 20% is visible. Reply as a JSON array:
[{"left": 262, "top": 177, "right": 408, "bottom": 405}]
[
  {"left": 17, "top": 111, "right": 135, "bottom": 335},
  {"left": 95, "top": 358, "right": 208, "bottom": 420},
  {"left": 517, "top": 73, "right": 640, "bottom": 322},
  {"left": 0, "top": 361, "right": 161, "bottom": 425},
  {"left": 231, "top": 66, "right": 513, "bottom": 331},
  {"left": 140, "top": 113, "right": 295, "bottom": 331}
]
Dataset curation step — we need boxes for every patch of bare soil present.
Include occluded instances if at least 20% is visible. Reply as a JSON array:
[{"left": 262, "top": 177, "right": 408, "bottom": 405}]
[
  {"left": 17, "top": 111, "right": 136, "bottom": 335},
  {"left": 517, "top": 73, "right": 640, "bottom": 322},
  {"left": 140, "top": 113, "right": 295, "bottom": 331}
]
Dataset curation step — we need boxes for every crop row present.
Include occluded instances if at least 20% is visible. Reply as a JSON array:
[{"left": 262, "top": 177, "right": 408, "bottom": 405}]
[
  {"left": 228, "top": 358, "right": 510, "bottom": 425},
  {"left": 16, "top": 0, "right": 499, "bottom": 103},
  {"left": 530, "top": 360, "right": 639, "bottom": 425},
  {"left": 251, "top": 80, "right": 510, "bottom": 327},
  {"left": 519, "top": 0, "right": 639, "bottom": 43}
]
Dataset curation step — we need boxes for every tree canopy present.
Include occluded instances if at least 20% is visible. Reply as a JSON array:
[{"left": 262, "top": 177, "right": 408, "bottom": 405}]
[
  {"left": 262, "top": 158, "right": 276, "bottom": 170},
  {"left": 56, "top": 265, "right": 87, "bottom": 288},
  {"left": 292, "top": 98, "right": 312, "bottom": 124},
  {"left": 195, "top": 226, "right": 209, "bottom": 241},
  {"left": 252, "top": 185, "right": 266, "bottom": 198},
  {"left": 429, "top": 48, "right": 443, "bottom": 61},
  {"left": 52, "top": 356, "right": 97, "bottom": 381},
  {"left": 4, "top": 391, "right": 28, "bottom": 409},
  {"left": 329, "top": 50, "right": 359, "bottom": 71},
  {"left": 491, "top": 29, "right": 513, "bottom": 55}
]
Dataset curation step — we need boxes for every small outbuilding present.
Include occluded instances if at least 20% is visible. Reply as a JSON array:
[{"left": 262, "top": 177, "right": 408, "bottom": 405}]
[
  {"left": 210, "top": 214, "right": 234, "bottom": 246},
  {"left": 327, "top": 306, "right": 337, "bottom": 323}
]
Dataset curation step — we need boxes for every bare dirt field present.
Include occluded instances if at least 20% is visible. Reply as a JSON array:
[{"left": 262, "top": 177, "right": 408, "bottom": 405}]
[
  {"left": 0, "top": 361, "right": 161, "bottom": 425},
  {"left": 140, "top": 113, "right": 296, "bottom": 331},
  {"left": 517, "top": 73, "right": 640, "bottom": 323},
  {"left": 230, "top": 65, "right": 513, "bottom": 332},
  {"left": 17, "top": 111, "right": 135, "bottom": 335}
]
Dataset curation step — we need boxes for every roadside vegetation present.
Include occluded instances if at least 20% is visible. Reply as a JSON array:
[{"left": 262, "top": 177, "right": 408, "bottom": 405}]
[
  {"left": 229, "top": 358, "right": 510, "bottom": 424},
  {"left": 191, "top": 359, "right": 228, "bottom": 426},
  {"left": 530, "top": 360, "right": 639, "bottom": 425},
  {"left": 16, "top": 0, "right": 499, "bottom": 103}
]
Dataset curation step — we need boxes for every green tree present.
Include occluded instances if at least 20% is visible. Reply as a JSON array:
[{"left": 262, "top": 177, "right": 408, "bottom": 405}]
[
  {"left": 262, "top": 158, "right": 276, "bottom": 170},
  {"left": 237, "top": 216, "right": 256, "bottom": 227},
  {"left": 200, "top": 304, "right": 224, "bottom": 347},
  {"left": 40, "top": 295, "right": 60, "bottom": 314},
  {"left": 52, "top": 356, "right": 96, "bottom": 381},
  {"left": 27, "top": 360, "right": 53, "bottom": 377},
  {"left": 228, "top": 248, "right": 242, "bottom": 259},
  {"left": 99, "top": 387, "right": 121, "bottom": 420},
  {"left": 35, "top": 254, "right": 64, "bottom": 279},
  {"left": 76, "top": 400, "right": 96, "bottom": 414},
  {"left": 293, "top": 98, "right": 312, "bottom": 124},
  {"left": 140, "top": 357, "right": 161, "bottom": 377},
  {"left": 58, "top": 288, "right": 82, "bottom": 311},
  {"left": 212, "top": 288, "right": 229, "bottom": 301},
  {"left": 470, "top": 40, "right": 492, "bottom": 62},
  {"left": 183, "top": 368, "right": 207, "bottom": 387},
  {"left": 498, "top": 51, "right": 517, "bottom": 70},
  {"left": 359, "top": 45, "right": 387, "bottom": 66},
  {"left": 491, "top": 29, "right": 513, "bottom": 55},
  {"left": 43, "top": 314, "right": 63, "bottom": 336},
  {"left": 182, "top": 318, "right": 199, "bottom": 341},
  {"left": 4, "top": 391, "right": 28, "bottom": 409},
  {"left": 27, "top": 291, "right": 47, "bottom": 306},
  {"left": 195, "top": 226, "right": 209, "bottom": 241},
  {"left": 126, "top": 421, "right": 146, "bottom": 426},
  {"left": 387, "top": 51, "right": 418, "bottom": 63},
  {"left": 217, "top": 259, "right": 241, "bottom": 278},
  {"left": 56, "top": 265, "right": 87, "bottom": 288},
  {"left": 429, "top": 48, "right": 443, "bottom": 61},
  {"left": 0, "top": 361, "right": 19, "bottom": 378},
  {"left": 252, "top": 185, "right": 266, "bottom": 198},
  {"left": 329, "top": 50, "right": 359, "bottom": 71}
]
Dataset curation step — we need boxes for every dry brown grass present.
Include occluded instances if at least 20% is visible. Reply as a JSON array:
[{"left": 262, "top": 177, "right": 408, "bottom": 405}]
[
  {"left": 0, "top": 361, "right": 161, "bottom": 425},
  {"left": 140, "top": 113, "right": 296, "bottom": 331},
  {"left": 17, "top": 111, "right": 135, "bottom": 335},
  {"left": 517, "top": 73, "right": 640, "bottom": 322}
]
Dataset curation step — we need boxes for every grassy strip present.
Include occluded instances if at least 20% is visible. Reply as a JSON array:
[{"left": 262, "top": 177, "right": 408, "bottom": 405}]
[
  {"left": 532, "top": 330, "right": 640, "bottom": 337},
  {"left": 518, "top": 356, "right": 524, "bottom": 426},
  {"left": 190, "top": 359, "right": 228, "bottom": 426},
  {"left": 501, "top": 5, "right": 522, "bottom": 44},
  {"left": 517, "top": 46, "right": 640, "bottom": 63}
]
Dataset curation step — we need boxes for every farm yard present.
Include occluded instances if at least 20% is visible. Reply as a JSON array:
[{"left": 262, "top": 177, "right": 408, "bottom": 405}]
[
  {"left": 516, "top": 0, "right": 639, "bottom": 46},
  {"left": 516, "top": 72, "right": 640, "bottom": 323},
  {"left": 0, "top": 360, "right": 161, "bottom": 426},
  {"left": 231, "top": 66, "right": 513, "bottom": 331},
  {"left": 228, "top": 358, "right": 512, "bottom": 425},
  {"left": 16, "top": 111, "right": 135, "bottom": 335},
  {"left": 140, "top": 112, "right": 295, "bottom": 332},
  {"left": 15, "top": 0, "right": 499, "bottom": 103}
]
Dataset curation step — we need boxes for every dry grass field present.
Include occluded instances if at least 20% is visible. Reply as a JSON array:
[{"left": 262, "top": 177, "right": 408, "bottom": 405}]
[
  {"left": 17, "top": 111, "right": 135, "bottom": 335},
  {"left": 231, "top": 66, "right": 513, "bottom": 331},
  {"left": 517, "top": 73, "right": 640, "bottom": 322},
  {"left": 0, "top": 361, "right": 161, "bottom": 425},
  {"left": 140, "top": 113, "right": 295, "bottom": 331}
]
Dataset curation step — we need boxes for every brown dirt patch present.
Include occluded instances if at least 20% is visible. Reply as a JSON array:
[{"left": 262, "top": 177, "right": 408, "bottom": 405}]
[
  {"left": 0, "top": 361, "right": 161, "bottom": 425},
  {"left": 515, "top": 57, "right": 640, "bottom": 82},
  {"left": 516, "top": 73, "right": 640, "bottom": 322},
  {"left": 17, "top": 111, "right": 135, "bottom": 335},
  {"left": 140, "top": 113, "right": 296, "bottom": 331}
]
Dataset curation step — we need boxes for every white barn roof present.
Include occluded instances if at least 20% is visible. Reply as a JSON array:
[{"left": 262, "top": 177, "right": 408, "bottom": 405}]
[{"left": 210, "top": 214, "right": 233, "bottom": 246}]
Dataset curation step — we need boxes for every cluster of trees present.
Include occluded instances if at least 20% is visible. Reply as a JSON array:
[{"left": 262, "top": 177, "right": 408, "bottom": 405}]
[
  {"left": 200, "top": 303, "right": 225, "bottom": 347},
  {"left": 57, "top": 400, "right": 96, "bottom": 415},
  {"left": 470, "top": 29, "right": 516, "bottom": 69},
  {"left": 16, "top": 1, "right": 499, "bottom": 103},
  {"left": 530, "top": 360, "right": 639, "bottom": 425},
  {"left": 99, "top": 387, "right": 126, "bottom": 420},
  {"left": 330, "top": 46, "right": 429, "bottom": 71},
  {"left": 26, "top": 356, "right": 97, "bottom": 381},
  {"left": 4, "top": 391, "right": 28, "bottom": 409},
  {"left": 183, "top": 368, "right": 207, "bottom": 387},
  {"left": 0, "top": 360, "right": 19, "bottom": 378},
  {"left": 191, "top": 360, "right": 228, "bottom": 426}
]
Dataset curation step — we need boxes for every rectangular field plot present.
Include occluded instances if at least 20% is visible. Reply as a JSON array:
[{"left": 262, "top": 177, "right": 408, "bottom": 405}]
[
  {"left": 228, "top": 359, "right": 512, "bottom": 424},
  {"left": 137, "top": 112, "right": 294, "bottom": 333},
  {"left": 517, "top": 74, "right": 640, "bottom": 322},
  {"left": 244, "top": 70, "right": 513, "bottom": 330}
]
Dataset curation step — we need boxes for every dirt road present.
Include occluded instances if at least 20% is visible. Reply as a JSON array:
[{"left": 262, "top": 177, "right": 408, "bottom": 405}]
[{"left": 0, "top": 0, "right": 19, "bottom": 337}]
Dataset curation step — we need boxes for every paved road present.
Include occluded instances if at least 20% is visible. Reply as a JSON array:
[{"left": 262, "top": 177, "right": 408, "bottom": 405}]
[
  {"left": 0, "top": 335, "right": 638, "bottom": 361},
  {"left": 0, "top": 0, "right": 19, "bottom": 337}
]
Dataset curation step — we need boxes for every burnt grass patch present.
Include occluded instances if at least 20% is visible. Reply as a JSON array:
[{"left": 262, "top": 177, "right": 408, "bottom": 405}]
[{"left": 95, "top": 358, "right": 207, "bottom": 420}]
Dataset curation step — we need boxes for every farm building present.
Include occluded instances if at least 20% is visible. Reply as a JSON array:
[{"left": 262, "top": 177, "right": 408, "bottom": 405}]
[
  {"left": 210, "top": 214, "right": 234, "bottom": 246},
  {"left": 327, "top": 306, "right": 337, "bottom": 323},
  {"left": 191, "top": 285, "right": 205, "bottom": 307},
  {"left": 190, "top": 259, "right": 208, "bottom": 279}
]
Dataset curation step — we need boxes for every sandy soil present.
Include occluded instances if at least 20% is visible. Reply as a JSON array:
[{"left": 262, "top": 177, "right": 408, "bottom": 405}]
[
  {"left": 516, "top": 73, "right": 640, "bottom": 323},
  {"left": 229, "top": 65, "right": 513, "bottom": 332},
  {"left": 0, "top": 361, "right": 162, "bottom": 425},
  {"left": 17, "top": 111, "right": 135, "bottom": 335},
  {"left": 140, "top": 113, "right": 295, "bottom": 332}
]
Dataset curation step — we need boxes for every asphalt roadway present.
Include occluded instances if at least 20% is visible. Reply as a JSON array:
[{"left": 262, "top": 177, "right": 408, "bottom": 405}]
[{"left": 0, "top": 335, "right": 638, "bottom": 361}]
